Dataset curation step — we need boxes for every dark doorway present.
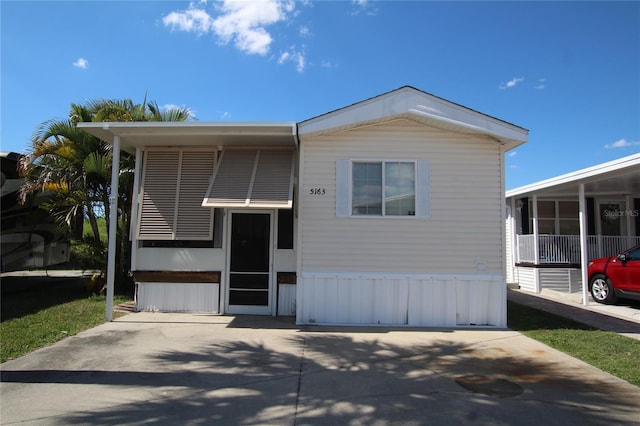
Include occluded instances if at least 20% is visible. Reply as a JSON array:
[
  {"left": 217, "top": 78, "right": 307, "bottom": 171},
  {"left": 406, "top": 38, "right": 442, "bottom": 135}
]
[{"left": 228, "top": 213, "right": 271, "bottom": 313}]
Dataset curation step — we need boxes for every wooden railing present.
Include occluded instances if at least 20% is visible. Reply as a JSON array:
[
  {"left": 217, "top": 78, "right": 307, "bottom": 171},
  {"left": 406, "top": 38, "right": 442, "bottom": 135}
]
[{"left": 516, "top": 235, "right": 640, "bottom": 264}]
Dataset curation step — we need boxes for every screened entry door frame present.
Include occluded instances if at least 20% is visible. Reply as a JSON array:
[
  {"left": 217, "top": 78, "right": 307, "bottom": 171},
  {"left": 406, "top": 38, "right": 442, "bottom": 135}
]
[{"left": 225, "top": 210, "right": 274, "bottom": 315}]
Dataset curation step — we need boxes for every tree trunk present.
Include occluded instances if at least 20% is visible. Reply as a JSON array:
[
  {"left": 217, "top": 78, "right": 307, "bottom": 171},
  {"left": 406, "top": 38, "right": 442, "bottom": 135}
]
[{"left": 86, "top": 205, "right": 101, "bottom": 242}]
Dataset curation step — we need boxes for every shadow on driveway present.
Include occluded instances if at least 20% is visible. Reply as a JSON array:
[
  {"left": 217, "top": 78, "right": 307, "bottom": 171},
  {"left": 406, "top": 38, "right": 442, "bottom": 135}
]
[{"left": 3, "top": 321, "right": 640, "bottom": 425}]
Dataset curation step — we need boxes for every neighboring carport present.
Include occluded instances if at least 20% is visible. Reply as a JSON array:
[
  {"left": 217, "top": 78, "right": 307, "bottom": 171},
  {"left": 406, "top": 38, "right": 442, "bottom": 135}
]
[{"left": 506, "top": 153, "right": 640, "bottom": 304}]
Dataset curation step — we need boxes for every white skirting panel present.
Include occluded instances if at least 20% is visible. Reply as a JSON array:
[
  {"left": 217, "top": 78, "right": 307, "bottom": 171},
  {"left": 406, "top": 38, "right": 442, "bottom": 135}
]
[
  {"left": 136, "top": 282, "right": 220, "bottom": 313},
  {"left": 514, "top": 267, "right": 537, "bottom": 293},
  {"left": 569, "top": 269, "right": 583, "bottom": 293},
  {"left": 277, "top": 284, "right": 296, "bottom": 316},
  {"left": 513, "top": 267, "right": 583, "bottom": 294},
  {"left": 297, "top": 273, "right": 505, "bottom": 327}
]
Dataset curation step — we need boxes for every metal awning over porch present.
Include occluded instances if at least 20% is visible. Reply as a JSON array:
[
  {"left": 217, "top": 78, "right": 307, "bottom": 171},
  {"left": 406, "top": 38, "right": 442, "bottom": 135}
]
[
  {"left": 77, "top": 121, "right": 298, "bottom": 153},
  {"left": 202, "top": 149, "right": 295, "bottom": 209}
]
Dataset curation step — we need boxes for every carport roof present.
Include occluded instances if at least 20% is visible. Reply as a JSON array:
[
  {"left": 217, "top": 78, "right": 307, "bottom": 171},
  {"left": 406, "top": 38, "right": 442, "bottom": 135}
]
[
  {"left": 77, "top": 122, "right": 298, "bottom": 153},
  {"left": 506, "top": 153, "right": 640, "bottom": 198}
]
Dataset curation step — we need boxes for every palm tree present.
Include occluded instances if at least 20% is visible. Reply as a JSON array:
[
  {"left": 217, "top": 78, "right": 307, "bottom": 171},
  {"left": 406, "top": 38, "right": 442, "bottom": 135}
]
[{"left": 19, "top": 97, "right": 193, "bottom": 291}]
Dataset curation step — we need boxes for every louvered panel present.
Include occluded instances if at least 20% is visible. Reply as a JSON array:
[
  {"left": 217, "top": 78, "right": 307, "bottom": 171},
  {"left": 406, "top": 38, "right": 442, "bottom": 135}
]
[
  {"left": 250, "top": 150, "right": 294, "bottom": 208},
  {"left": 138, "top": 151, "right": 179, "bottom": 240},
  {"left": 203, "top": 150, "right": 256, "bottom": 207},
  {"left": 176, "top": 151, "right": 217, "bottom": 239}
]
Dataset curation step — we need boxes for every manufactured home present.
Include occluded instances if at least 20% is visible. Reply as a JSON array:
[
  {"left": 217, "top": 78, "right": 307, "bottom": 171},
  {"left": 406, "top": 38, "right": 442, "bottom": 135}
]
[
  {"left": 505, "top": 153, "right": 640, "bottom": 302},
  {"left": 79, "top": 86, "right": 528, "bottom": 327}
]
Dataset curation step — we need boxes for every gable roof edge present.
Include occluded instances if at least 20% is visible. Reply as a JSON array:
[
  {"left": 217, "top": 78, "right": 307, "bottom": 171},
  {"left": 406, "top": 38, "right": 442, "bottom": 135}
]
[
  {"left": 506, "top": 153, "right": 640, "bottom": 198},
  {"left": 297, "top": 86, "right": 528, "bottom": 147}
]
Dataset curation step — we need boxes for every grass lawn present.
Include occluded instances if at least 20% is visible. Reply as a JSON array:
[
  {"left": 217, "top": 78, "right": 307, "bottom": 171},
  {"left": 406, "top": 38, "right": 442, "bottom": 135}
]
[
  {"left": 507, "top": 301, "right": 640, "bottom": 387},
  {"left": 1, "top": 278, "right": 131, "bottom": 363}
]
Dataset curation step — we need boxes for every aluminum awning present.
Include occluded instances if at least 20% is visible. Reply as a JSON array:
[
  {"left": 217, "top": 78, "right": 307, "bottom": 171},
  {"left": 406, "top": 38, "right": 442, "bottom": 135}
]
[{"left": 202, "top": 149, "right": 295, "bottom": 209}]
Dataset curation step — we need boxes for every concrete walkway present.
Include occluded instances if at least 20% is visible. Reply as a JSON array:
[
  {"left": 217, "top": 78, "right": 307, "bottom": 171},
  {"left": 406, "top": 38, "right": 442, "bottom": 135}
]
[{"left": 2, "top": 313, "right": 640, "bottom": 425}]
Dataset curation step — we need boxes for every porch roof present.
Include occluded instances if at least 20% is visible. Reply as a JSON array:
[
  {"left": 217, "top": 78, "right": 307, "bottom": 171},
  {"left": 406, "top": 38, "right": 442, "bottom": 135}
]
[
  {"left": 506, "top": 153, "right": 640, "bottom": 198},
  {"left": 77, "top": 122, "right": 298, "bottom": 154}
]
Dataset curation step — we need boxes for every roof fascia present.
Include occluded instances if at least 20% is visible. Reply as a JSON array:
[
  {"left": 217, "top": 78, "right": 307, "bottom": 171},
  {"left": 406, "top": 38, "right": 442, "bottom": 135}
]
[
  {"left": 297, "top": 86, "right": 528, "bottom": 146},
  {"left": 506, "top": 153, "right": 640, "bottom": 198},
  {"left": 77, "top": 122, "right": 298, "bottom": 152}
]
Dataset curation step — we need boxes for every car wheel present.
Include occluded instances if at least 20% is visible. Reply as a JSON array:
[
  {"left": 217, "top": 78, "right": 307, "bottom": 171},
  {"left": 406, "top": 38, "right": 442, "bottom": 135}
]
[{"left": 589, "top": 274, "right": 618, "bottom": 304}]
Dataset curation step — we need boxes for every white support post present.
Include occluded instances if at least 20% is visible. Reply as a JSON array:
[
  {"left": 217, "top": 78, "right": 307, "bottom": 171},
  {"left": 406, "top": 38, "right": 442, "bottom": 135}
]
[
  {"left": 532, "top": 194, "right": 539, "bottom": 262},
  {"left": 130, "top": 147, "right": 142, "bottom": 272},
  {"left": 532, "top": 194, "right": 540, "bottom": 292},
  {"left": 578, "top": 183, "right": 589, "bottom": 305},
  {"left": 106, "top": 135, "right": 120, "bottom": 321},
  {"left": 509, "top": 197, "right": 517, "bottom": 276},
  {"left": 626, "top": 195, "right": 633, "bottom": 247},
  {"left": 295, "top": 143, "right": 304, "bottom": 324}
]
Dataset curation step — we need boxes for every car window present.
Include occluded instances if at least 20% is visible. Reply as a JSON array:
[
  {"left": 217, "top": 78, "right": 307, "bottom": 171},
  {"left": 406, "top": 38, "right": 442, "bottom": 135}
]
[{"left": 627, "top": 247, "right": 640, "bottom": 261}]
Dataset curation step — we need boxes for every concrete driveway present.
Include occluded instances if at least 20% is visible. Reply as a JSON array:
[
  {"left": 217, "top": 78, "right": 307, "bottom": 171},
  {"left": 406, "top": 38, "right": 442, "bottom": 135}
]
[{"left": 2, "top": 313, "right": 639, "bottom": 425}]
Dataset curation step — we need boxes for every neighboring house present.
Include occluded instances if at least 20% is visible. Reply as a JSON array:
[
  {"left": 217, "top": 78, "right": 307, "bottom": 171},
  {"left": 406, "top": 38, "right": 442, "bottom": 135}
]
[
  {"left": 505, "top": 153, "right": 640, "bottom": 302},
  {"left": 1, "top": 152, "right": 70, "bottom": 271},
  {"left": 79, "top": 86, "right": 528, "bottom": 327}
]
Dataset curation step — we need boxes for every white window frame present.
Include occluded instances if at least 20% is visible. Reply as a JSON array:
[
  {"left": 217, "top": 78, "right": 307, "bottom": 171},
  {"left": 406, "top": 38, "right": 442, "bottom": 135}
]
[
  {"left": 336, "top": 159, "right": 431, "bottom": 218},
  {"left": 528, "top": 199, "right": 581, "bottom": 235}
]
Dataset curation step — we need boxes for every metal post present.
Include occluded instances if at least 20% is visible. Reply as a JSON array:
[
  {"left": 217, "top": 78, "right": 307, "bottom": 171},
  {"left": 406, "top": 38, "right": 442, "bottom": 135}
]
[
  {"left": 106, "top": 135, "right": 120, "bottom": 321},
  {"left": 626, "top": 195, "right": 633, "bottom": 247},
  {"left": 532, "top": 194, "right": 540, "bottom": 292},
  {"left": 130, "top": 147, "right": 142, "bottom": 272},
  {"left": 578, "top": 183, "right": 589, "bottom": 305}
]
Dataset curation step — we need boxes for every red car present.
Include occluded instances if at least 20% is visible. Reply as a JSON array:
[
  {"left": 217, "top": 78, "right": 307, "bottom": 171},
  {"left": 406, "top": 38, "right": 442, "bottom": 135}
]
[{"left": 588, "top": 245, "right": 640, "bottom": 304}]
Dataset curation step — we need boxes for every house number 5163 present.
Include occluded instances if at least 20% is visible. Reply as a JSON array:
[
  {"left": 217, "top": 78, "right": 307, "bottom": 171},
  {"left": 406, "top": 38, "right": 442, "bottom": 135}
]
[{"left": 309, "top": 188, "right": 326, "bottom": 195}]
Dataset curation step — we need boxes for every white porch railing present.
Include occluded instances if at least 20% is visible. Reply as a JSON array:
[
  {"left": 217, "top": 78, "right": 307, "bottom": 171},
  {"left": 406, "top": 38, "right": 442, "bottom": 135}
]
[{"left": 516, "top": 235, "right": 640, "bottom": 264}]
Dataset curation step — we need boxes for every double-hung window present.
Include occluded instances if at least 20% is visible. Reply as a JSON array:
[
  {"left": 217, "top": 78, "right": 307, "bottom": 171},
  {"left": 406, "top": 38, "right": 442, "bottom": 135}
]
[
  {"left": 337, "top": 159, "right": 430, "bottom": 218},
  {"left": 352, "top": 161, "right": 416, "bottom": 216}
]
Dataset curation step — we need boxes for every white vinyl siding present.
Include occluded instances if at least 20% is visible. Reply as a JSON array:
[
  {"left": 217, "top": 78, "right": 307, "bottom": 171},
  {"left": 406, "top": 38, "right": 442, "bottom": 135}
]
[
  {"left": 138, "top": 149, "right": 217, "bottom": 240},
  {"left": 300, "top": 118, "right": 503, "bottom": 274}
]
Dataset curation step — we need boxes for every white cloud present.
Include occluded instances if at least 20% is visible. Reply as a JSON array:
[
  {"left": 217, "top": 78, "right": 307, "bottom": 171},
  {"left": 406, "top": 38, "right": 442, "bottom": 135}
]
[
  {"left": 351, "top": 0, "right": 378, "bottom": 16},
  {"left": 213, "top": 1, "right": 284, "bottom": 55},
  {"left": 73, "top": 58, "right": 89, "bottom": 69},
  {"left": 278, "top": 47, "right": 306, "bottom": 72},
  {"left": 604, "top": 139, "right": 640, "bottom": 149},
  {"left": 163, "top": 0, "right": 294, "bottom": 56},
  {"left": 507, "top": 151, "right": 517, "bottom": 157},
  {"left": 534, "top": 78, "right": 546, "bottom": 90},
  {"left": 163, "top": 5, "right": 214, "bottom": 34},
  {"left": 299, "top": 25, "right": 311, "bottom": 37},
  {"left": 499, "top": 77, "right": 524, "bottom": 90},
  {"left": 163, "top": 0, "right": 315, "bottom": 72},
  {"left": 321, "top": 60, "right": 336, "bottom": 69}
]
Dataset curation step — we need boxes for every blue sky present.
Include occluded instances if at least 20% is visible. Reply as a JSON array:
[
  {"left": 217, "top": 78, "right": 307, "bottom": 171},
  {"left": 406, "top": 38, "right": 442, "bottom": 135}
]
[{"left": 1, "top": 0, "right": 639, "bottom": 189}]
